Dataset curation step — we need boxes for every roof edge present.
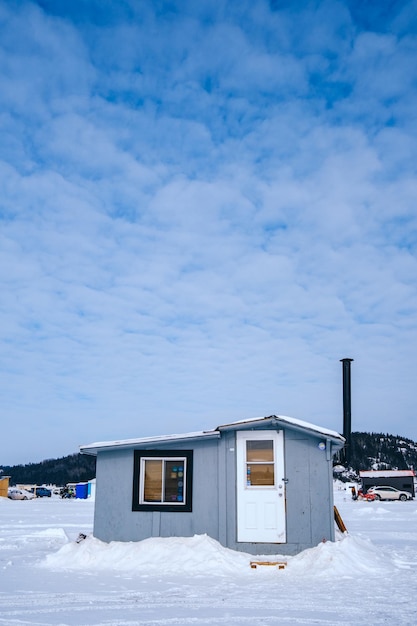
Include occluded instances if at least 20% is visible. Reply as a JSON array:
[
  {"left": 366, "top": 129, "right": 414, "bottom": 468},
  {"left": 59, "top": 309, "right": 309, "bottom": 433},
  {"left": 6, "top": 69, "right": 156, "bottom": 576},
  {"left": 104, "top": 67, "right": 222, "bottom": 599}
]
[
  {"left": 80, "top": 430, "right": 220, "bottom": 456},
  {"left": 80, "top": 414, "right": 345, "bottom": 456},
  {"left": 216, "top": 414, "right": 345, "bottom": 443}
]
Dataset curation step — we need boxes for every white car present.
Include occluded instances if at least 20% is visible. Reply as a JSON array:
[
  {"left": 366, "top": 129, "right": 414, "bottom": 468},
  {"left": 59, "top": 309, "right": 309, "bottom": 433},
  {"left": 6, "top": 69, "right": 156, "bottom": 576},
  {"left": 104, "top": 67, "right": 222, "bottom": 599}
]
[
  {"left": 7, "top": 488, "right": 36, "bottom": 500},
  {"left": 367, "top": 486, "right": 412, "bottom": 501}
]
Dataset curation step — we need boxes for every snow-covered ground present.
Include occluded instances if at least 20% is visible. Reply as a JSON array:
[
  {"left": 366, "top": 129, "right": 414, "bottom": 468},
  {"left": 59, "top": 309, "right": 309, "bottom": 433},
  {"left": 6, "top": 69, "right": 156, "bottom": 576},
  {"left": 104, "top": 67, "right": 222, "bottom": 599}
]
[{"left": 1, "top": 484, "right": 417, "bottom": 625}]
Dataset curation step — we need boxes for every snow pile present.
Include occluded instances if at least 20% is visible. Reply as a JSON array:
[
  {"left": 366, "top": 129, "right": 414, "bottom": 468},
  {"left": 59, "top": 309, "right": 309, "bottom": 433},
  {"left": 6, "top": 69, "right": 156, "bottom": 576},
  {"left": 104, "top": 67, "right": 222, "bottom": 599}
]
[
  {"left": 42, "top": 534, "right": 250, "bottom": 576},
  {"left": 34, "top": 527, "right": 68, "bottom": 540},
  {"left": 41, "top": 532, "right": 396, "bottom": 578},
  {"left": 288, "top": 535, "right": 394, "bottom": 578}
]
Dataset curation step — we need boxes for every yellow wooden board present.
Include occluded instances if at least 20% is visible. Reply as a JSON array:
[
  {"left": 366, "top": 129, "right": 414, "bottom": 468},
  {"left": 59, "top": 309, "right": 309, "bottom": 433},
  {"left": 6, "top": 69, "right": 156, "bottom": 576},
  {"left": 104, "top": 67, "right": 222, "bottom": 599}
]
[
  {"left": 250, "top": 560, "right": 287, "bottom": 570},
  {"left": 334, "top": 505, "right": 348, "bottom": 533}
]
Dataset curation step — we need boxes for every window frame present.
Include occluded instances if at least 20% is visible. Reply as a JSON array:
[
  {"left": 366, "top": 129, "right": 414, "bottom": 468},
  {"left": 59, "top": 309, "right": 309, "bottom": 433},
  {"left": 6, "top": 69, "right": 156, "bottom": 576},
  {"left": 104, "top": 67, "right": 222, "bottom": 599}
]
[
  {"left": 132, "top": 449, "right": 193, "bottom": 512},
  {"left": 245, "top": 437, "right": 276, "bottom": 489}
]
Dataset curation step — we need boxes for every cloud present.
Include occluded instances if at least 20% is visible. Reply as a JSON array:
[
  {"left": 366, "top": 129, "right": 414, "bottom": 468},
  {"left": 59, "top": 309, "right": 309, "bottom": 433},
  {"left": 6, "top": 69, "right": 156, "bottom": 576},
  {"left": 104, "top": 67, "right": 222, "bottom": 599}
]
[{"left": 0, "top": 0, "right": 416, "bottom": 464}]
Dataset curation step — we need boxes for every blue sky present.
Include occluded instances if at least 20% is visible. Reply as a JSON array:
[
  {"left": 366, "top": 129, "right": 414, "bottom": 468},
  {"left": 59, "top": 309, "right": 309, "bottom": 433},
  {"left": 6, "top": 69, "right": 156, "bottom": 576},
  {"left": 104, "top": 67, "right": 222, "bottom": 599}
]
[{"left": 1, "top": 0, "right": 416, "bottom": 465}]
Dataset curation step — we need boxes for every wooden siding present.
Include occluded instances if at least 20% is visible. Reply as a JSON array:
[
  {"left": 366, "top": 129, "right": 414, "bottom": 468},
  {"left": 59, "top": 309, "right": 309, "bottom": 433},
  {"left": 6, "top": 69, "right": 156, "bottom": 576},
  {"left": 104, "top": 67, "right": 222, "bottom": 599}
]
[
  {"left": 92, "top": 423, "right": 336, "bottom": 555},
  {"left": 94, "top": 439, "right": 219, "bottom": 543}
]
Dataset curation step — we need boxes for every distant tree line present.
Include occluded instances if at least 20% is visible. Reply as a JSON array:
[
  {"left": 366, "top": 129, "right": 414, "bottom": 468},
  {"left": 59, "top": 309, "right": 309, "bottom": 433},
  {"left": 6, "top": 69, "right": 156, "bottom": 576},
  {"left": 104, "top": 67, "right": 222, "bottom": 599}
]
[
  {"left": 334, "top": 431, "right": 417, "bottom": 481},
  {"left": 1, "top": 453, "right": 96, "bottom": 486},
  {"left": 349, "top": 431, "right": 417, "bottom": 472}
]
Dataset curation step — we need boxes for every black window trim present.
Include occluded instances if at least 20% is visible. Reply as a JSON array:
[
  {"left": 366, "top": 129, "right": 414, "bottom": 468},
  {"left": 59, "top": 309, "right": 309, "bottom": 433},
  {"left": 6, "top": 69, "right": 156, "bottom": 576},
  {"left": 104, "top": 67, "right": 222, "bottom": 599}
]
[{"left": 132, "top": 449, "right": 193, "bottom": 512}]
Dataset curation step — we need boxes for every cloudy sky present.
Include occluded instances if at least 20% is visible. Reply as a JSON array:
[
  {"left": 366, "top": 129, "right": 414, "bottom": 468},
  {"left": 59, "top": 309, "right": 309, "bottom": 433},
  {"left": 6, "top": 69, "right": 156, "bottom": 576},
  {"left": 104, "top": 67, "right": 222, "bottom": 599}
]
[{"left": 1, "top": 0, "right": 416, "bottom": 466}]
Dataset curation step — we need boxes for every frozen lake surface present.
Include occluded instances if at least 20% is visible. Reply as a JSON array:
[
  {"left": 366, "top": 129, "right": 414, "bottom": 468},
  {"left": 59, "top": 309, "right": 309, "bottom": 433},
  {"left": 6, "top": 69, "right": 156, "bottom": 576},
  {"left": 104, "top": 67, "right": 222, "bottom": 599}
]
[{"left": 1, "top": 485, "right": 417, "bottom": 625}]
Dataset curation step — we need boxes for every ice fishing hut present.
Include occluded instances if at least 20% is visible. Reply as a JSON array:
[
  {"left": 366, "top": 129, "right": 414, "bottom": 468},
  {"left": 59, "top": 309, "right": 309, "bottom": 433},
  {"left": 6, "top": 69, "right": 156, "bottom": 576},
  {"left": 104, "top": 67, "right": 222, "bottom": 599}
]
[
  {"left": 360, "top": 470, "right": 415, "bottom": 497},
  {"left": 0, "top": 476, "right": 10, "bottom": 498},
  {"left": 80, "top": 415, "right": 345, "bottom": 555}
]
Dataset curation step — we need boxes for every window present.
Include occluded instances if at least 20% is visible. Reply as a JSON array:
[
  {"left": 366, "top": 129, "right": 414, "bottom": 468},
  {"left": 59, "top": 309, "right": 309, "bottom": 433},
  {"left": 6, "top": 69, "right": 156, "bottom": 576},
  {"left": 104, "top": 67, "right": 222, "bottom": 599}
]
[
  {"left": 245, "top": 439, "right": 275, "bottom": 486},
  {"left": 132, "top": 450, "right": 193, "bottom": 512}
]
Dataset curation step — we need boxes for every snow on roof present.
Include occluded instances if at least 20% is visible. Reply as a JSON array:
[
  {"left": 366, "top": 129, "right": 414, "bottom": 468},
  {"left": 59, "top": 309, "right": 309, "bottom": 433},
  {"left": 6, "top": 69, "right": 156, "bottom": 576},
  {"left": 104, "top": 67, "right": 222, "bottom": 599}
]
[
  {"left": 80, "top": 414, "right": 344, "bottom": 455},
  {"left": 216, "top": 415, "right": 345, "bottom": 442},
  {"left": 359, "top": 470, "right": 415, "bottom": 478},
  {"left": 80, "top": 429, "right": 220, "bottom": 455}
]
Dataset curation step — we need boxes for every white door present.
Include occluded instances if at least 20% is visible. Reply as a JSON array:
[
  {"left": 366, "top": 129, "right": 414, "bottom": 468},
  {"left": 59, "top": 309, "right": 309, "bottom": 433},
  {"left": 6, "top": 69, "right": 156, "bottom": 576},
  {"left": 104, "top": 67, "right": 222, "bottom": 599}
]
[{"left": 236, "top": 430, "right": 286, "bottom": 543}]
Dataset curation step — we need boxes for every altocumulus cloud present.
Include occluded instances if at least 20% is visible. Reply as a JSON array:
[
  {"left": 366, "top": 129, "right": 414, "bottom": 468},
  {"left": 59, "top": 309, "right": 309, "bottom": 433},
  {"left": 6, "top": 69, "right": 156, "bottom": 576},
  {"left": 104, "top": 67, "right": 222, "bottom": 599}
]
[{"left": 0, "top": 0, "right": 416, "bottom": 464}]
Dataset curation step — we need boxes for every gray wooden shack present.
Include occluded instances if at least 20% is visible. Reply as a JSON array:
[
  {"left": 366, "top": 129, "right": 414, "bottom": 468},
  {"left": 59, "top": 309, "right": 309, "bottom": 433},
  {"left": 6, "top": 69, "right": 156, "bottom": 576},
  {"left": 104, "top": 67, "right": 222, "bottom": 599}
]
[{"left": 80, "top": 415, "right": 345, "bottom": 555}]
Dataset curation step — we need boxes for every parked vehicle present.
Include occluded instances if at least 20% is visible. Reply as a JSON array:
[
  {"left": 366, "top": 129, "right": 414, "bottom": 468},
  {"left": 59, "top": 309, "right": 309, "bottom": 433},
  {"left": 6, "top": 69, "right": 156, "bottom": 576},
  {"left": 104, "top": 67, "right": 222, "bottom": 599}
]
[
  {"left": 367, "top": 486, "right": 412, "bottom": 501},
  {"left": 60, "top": 486, "right": 75, "bottom": 499},
  {"left": 7, "top": 488, "right": 36, "bottom": 500},
  {"left": 30, "top": 487, "right": 52, "bottom": 498},
  {"left": 357, "top": 489, "right": 376, "bottom": 501}
]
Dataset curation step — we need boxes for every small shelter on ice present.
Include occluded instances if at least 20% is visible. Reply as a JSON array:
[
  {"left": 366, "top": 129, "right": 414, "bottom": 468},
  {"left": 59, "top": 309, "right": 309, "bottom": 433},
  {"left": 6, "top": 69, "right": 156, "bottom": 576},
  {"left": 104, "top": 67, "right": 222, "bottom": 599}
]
[
  {"left": 80, "top": 415, "right": 345, "bottom": 555},
  {"left": 0, "top": 476, "right": 10, "bottom": 498},
  {"left": 360, "top": 470, "right": 415, "bottom": 497}
]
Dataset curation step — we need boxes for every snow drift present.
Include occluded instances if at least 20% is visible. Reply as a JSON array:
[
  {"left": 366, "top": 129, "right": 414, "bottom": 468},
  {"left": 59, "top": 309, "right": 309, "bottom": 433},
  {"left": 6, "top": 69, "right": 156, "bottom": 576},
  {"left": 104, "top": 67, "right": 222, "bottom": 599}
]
[{"left": 40, "top": 532, "right": 395, "bottom": 578}]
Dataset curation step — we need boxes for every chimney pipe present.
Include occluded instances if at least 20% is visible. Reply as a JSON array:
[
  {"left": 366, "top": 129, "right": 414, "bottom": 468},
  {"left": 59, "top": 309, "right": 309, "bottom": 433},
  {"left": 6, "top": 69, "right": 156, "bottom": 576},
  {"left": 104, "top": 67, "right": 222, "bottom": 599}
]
[{"left": 340, "top": 358, "right": 353, "bottom": 465}]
